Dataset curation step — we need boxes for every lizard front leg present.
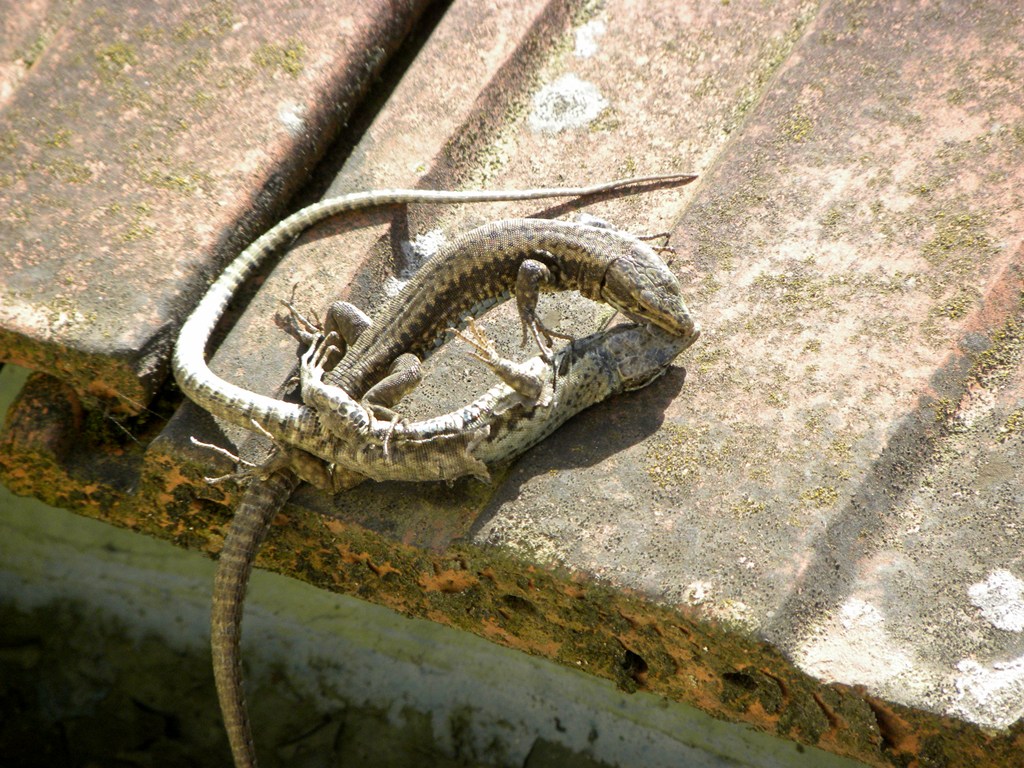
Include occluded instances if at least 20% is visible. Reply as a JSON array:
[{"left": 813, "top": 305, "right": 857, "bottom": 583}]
[
  {"left": 515, "top": 256, "right": 574, "bottom": 359},
  {"left": 299, "top": 332, "right": 375, "bottom": 438},
  {"left": 283, "top": 299, "right": 374, "bottom": 373},
  {"left": 299, "top": 330, "right": 418, "bottom": 448},
  {"left": 322, "top": 302, "right": 427, "bottom": 420},
  {"left": 323, "top": 300, "right": 373, "bottom": 347}
]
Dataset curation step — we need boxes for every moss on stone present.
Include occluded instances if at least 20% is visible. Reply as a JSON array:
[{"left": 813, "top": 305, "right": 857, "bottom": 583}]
[
  {"left": 252, "top": 40, "right": 306, "bottom": 78},
  {"left": 921, "top": 212, "right": 994, "bottom": 266},
  {"left": 999, "top": 408, "right": 1024, "bottom": 442},
  {"left": 643, "top": 422, "right": 712, "bottom": 490},
  {"left": 970, "top": 314, "right": 1023, "bottom": 387},
  {"left": 783, "top": 105, "right": 814, "bottom": 142},
  {"left": 799, "top": 485, "right": 839, "bottom": 508},
  {"left": 95, "top": 41, "right": 138, "bottom": 71}
]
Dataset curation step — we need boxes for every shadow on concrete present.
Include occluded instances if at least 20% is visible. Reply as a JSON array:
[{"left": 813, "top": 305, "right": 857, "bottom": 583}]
[
  {"left": 760, "top": 278, "right": 1018, "bottom": 653},
  {"left": 470, "top": 363, "right": 689, "bottom": 538}
]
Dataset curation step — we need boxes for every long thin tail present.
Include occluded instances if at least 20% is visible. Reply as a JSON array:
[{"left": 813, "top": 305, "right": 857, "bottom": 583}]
[{"left": 211, "top": 467, "right": 300, "bottom": 768}]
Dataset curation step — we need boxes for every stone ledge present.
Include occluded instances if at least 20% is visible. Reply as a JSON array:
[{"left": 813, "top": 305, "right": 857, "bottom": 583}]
[{"left": 2, "top": 0, "right": 1023, "bottom": 766}]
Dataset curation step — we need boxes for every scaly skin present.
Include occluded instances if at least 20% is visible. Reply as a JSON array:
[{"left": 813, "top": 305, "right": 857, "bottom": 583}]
[
  {"left": 320, "top": 216, "right": 701, "bottom": 403},
  {"left": 210, "top": 464, "right": 299, "bottom": 768},
  {"left": 298, "top": 320, "right": 697, "bottom": 483}
]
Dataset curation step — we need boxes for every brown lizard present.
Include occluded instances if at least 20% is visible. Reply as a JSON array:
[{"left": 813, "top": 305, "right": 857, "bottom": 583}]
[{"left": 173, "top": 175, "right": 700, "bottom": 767}]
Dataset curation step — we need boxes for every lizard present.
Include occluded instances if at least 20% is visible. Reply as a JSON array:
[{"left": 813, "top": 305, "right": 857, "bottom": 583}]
[
  {"left": 172, "top": 172, "right": 700, "bottom": 461},
  {"left": 208, "top": 318, "right": 694, "bottom": 768},
  {"left": 294, "top": 316, "right": 699, "bottom": 483},
  {"left": 171, "top": 174, "right": 700, "bottom": 767},
  {"left": 307, "top": 215, "right": 701, "bottom": 441}
]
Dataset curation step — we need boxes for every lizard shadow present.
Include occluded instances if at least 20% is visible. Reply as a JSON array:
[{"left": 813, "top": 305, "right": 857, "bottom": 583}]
[
  {"left": 466, "top": 364, "right": 688, "bottom": 538},
  {"left": 303, "top": 363, "right": 689, "bottom": 547}
]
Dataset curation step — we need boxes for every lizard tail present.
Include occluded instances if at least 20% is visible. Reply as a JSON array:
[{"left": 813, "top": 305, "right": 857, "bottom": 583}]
[{"left": 211, "top": 467, "right": 300, "bottom": 768}]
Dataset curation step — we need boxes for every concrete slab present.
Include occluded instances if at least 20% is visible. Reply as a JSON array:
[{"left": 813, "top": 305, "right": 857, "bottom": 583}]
[
  {"left": 0, "top": 0, "right": 432, "bottom": 412},
  {"left": 647, "top": 1, "right": 1024, "bottom": 755},
  {"left": 3, "top": 0, "right": 1024, "bottom": 766}
]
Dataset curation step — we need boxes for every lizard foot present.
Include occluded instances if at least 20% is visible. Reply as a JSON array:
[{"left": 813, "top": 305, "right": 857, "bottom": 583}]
[
  {"left": 189, "top": 426, "right": 358, "bottom": 494},
  {"left": 522, "top": 312, "right": 573, "bottom": 362},
  {"left": 515, "top": 257, "right": 574, "bottom": 361},
  {"left": 280, "top": 293, "right": 321, "bottom": 345},
  {"left": 299, "top": 331, "right": 339, "bottom": 393},
  {"left": 636, "top": 231, "right": 674, "bottom": 256},
  {"left": 189, "top": 437, "right": 258, "bottom": 485},
  {"left": 190, "top": 431, "right": 312, "bottom": 487},
  {"left": 451, "top": 320, "right": 546, "bottom": 402},
  {"left": 300, "top": 332, "right": 375, "bottom": 438}
]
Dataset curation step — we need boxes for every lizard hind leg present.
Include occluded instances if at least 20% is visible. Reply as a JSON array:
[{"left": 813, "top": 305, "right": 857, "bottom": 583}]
[
  {"left": 361, "top": 353, "right": 423, "bottom": 418},
  {"left": 324, "top": 300, "right": 373, "bottom": 346},
  {"left": 281, "top": 296, "right": 321, "bottom": 343},
  {"left": 451, "top": 320, "right": 548, "bottom": 404},
  {"left": 295, "top": 300, "right": 373, "bottom": 375},
  {"left": 190, "top": 423, "right": 360, "bottom": 494}
]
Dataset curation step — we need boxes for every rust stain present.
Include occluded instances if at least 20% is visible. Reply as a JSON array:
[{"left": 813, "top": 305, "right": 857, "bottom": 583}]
[
  {"left": 813, "top": 691, "right": 846, "bottom": 732},
  {"left": 417, "top": 568, "right": 479, "bottom": 593},
  {"left": 479, "top": 617, "right": 562, "bottom": 657},
  {"left": 368, "top": 560, "right": 401, "bottom": 578},
  {"left": 864, "top": 696, "right": 920, "bottom": 762}
]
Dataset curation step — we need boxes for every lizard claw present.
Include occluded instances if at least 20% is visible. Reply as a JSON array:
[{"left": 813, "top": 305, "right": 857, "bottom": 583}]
[
  {"left": 450, "top": 320, "right": 501, "bottom": 366},
  {"left": 635, "top": 231, "right": 675, "bottom": 259},
  {"left": 299, "top": 334, "right": 330, "bottom": 402},
  {"left": 280, "top": 289, "right": 322, "bottom": 344},
  {"left": 189, "top": 437, "right": 257, "bottom": 485},
  {"left": 300, "top": 332, "right": 344, "bottom": 395},
  {"left": 519, "top": 310, "right": 572, "bottom": 362},
  {"left": 381, "top": 413, "right": 401, "bottom": 460}
]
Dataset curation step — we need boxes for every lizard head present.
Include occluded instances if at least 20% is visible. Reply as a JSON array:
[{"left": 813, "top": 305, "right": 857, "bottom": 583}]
[
  {"left": 601, "top": 253, "right": 700, "bottom": 343},
  {"left": 593, "top": 323, "right": 695, "bottom": 392}
]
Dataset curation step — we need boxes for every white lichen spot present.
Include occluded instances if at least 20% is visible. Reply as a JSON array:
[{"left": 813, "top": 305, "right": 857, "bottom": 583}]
[
  {"left": 528, "top": 74, "right": 608, "bottom": 134},
  {"left": 796, "top": 598, "right": 913, "bottom": 688},
  {"left": 684, "top": 580, "right": 711, "bottom": 604},
  {"left": 839, "top": 597, "right": 884, "bottom": 629},
  {"left": 277, "top": 101, "right": 306, "bottom": 137},
  {"left": 384, "top": 230, "right": 451, "bottom": 297},
  {"left": 574, "top": 20, "right": 606, "bottom": 58},
  {"left": 968, "top": 569, "right": 1024, "bottom": 632},
  {"left": 952, "top": 657, "right": 1024, "bottom": 729}
]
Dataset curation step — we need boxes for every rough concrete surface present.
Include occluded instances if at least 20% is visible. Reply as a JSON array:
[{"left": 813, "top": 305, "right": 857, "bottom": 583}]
[
  {"left": 0, "top": 0, "right": 432, "bottom": 411},
  {"left": 2, "top": 0, "right": 1024, "bottom": 766}
]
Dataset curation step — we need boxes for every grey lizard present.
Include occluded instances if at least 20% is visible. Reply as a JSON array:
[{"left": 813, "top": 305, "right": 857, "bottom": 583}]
[
  {"left": 173, "top": 174, "right": 700, "bottom": 768},
  {"left": 209, "top": 319, "right": 693, "bottom": 768}
]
